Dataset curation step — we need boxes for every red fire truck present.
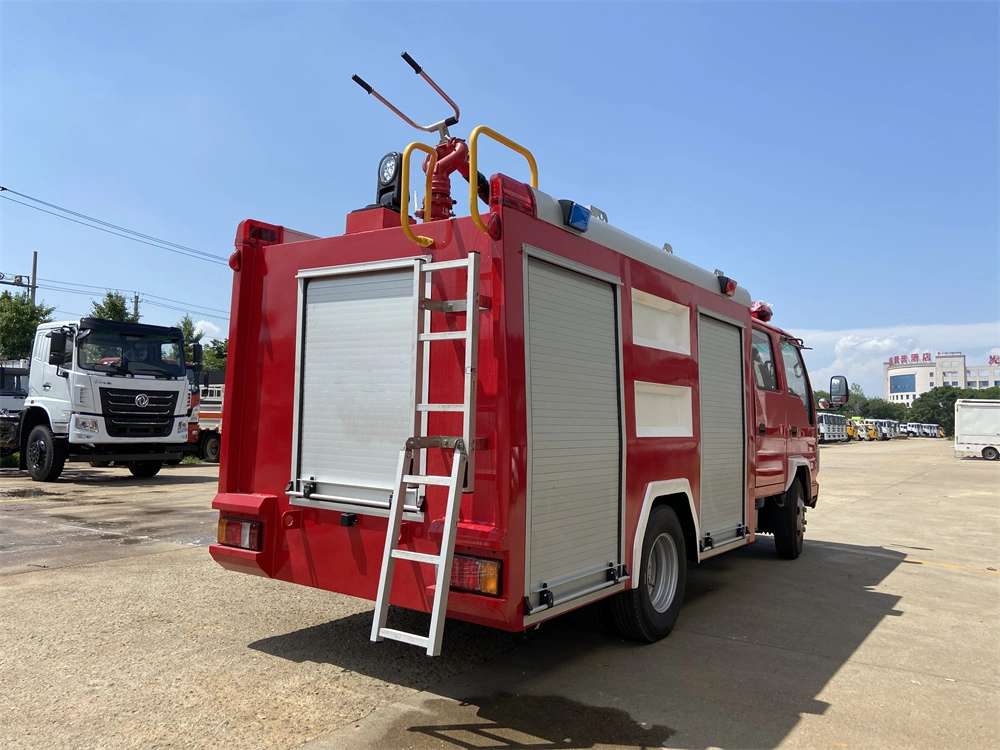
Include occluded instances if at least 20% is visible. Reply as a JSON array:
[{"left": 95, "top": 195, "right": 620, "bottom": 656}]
[{"left": 210, "top": 55, "right": 847, "bottom": 655}]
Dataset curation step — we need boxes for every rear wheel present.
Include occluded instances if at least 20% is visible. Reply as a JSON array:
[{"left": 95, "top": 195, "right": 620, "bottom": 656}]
[
  {"left": 26, "top": 425, "right": 66, "bottom": 482},
  {"left": 983, "top": 447, "right": 999, "bottom": 461},
  {"left": 128, "top": 460, "right": 163, "bottom": 478},
  {"left": 610, "top": 505, "right": 687, "bottom": 642},
  {"left": 773, "top": 478, "right": 806, "bottom": 560},
  {"left": 201, "top": 433, "right": 220, "bottom": 463}
]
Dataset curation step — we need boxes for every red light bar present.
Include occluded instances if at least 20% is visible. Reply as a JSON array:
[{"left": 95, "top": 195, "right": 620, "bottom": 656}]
[{"left": 489, "top": 174, "right": 536, "bottom": 217}]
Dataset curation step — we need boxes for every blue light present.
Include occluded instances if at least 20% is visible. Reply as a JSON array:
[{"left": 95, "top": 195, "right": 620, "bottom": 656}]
[{"left": 567, "top": 202, "right": 591, "bottom": 232}]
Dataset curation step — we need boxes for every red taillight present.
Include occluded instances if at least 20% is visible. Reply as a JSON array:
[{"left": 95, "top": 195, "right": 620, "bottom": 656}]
[
  {"left": 450, "top": 555, "right": 501, "bottom": 596},
  {"left": 489, "top": 174, "right": 536, "bottom": 217},
  {"left": 217, "top": 518, "right": 263, "bottom": 551},
  {"left": 228, "top": 249, "right": 242, "bottom": 271}
]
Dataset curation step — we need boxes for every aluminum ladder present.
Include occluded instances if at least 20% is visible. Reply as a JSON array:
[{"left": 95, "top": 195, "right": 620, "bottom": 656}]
[{"left": 370, "top": 251, "right": 480, "bottom": 657}]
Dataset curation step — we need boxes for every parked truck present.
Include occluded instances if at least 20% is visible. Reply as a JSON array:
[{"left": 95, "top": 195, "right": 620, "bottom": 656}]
[
  {"left": 954, "top": 399, "right": 1000, "bottom": 460},
  {"left": 1, "top": 362, "right": 29, "bottom": 455},
  {"left": 0, "top": 318, "right": 201, "bottom": 481},
  {"left": 818, "top": 411, "right": 849, "bottom": 443},
  {"left": 208, "top": 55, "right": 848, "bottom": 656},
  {"left": 195, "top": 377, "right": 224, "bottom": 463}
]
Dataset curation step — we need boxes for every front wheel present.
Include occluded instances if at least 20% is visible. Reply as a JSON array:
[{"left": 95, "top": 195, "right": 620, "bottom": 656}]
[
  {"left": 610, "top": 505, "right": 687, "bottom": 642},
  {"left": 773, "top": 479, "right": 806, "bottom": 560},
  {"left": 128, "top": 460, "right": 163, "bottom": 478},
  {"left": 26, "top": 425, "right": 66, "bottom": 482},
  {"left": 983, "top": 446, "right": 999, "bottom": 461}
]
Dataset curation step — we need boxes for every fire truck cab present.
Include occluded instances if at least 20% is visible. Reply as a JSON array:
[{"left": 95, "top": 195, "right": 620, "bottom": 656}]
[{"left": 209, "top": 56, "right": 847, "bottom": 656}]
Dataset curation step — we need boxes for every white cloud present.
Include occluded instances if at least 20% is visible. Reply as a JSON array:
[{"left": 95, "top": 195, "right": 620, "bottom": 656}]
[
  {"left": 792, "top": 321, "right": 1000, "bottom": 398},
  {"left": 194, "top": 319, "right": 223, "bottom": 340}
]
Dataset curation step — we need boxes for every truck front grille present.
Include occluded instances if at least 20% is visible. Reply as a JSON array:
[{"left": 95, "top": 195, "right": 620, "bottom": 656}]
[{"left": 99, "top": 388, "right": 178, "bottom": 438}]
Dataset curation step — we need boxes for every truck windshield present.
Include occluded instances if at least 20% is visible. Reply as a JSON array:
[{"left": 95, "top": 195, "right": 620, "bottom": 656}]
[{"left": 77, "top": 331, "right": 185, "bottom": 379}]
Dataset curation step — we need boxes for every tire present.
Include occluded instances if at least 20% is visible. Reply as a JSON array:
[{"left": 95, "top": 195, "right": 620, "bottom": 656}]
[
  {"left": 201, "top": 433, "right": 220, "bottom": 463},
  {"left": 610, "top": 505, "right": 687, "bottom": 642},
  {"left": 983, "top": 447, "right": 999, "bottom": 461},
  {"left": 773, "top": 478, "right": 806, "bottom": 560},
  {"left": 89, "top": 461, "right": 112, "bottom": 468},
  {"left": 26, "top": 425, "right": 66, "bottom": 482},
  {"left": 128, "top": 460, "right": 163, "bottom": 478}
]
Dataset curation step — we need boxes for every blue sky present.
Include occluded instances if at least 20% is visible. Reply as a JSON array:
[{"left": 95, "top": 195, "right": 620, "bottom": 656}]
[{"left": 2, "top": 1, "right": 997, "bottom": 395}]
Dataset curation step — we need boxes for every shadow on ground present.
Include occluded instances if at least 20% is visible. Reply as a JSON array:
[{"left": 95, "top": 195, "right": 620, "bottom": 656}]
[{"left": 253, "top": 540, "right": 906, "bottom": 749}]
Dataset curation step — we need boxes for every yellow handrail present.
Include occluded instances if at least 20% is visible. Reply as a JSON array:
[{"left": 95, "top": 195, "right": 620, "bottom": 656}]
[
  {"left": 468, "top": 125, "right": 538, "bottom": 236},
  {"left": 400, "top": 141, "right": 437, "bottom": 248}
]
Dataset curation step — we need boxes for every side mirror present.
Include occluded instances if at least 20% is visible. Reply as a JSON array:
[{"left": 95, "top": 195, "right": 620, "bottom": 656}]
[
  {"left": 829, "top": 376, "right": 849, "bottom": 406},
  {"left": 818, "top": 398, "right": 831, "bottom": 410},
  {"left": 192, "top": 342, "right": 204, "bottom": 367},
  {"left": 48, "top": 331, "right": 67, "bottom": 366}
]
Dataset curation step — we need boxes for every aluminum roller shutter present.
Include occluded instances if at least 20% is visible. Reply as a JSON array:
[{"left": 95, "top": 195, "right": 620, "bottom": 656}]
[
  {"left": 295, "top": 268, "right": 417, "bottom": 506},
  {"left": 697, "top": 314, "right": 746, "bottom": 546},
  {"left": 525, "top": 257, "right": 622, "bottom": 611}
]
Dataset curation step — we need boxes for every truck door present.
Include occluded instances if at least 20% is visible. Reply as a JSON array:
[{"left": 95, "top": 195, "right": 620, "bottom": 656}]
[
  {"left": 751, "top": 327, "right": 785, "bottom": 495},
  {"left": 778, "top": 339, "right": 815, "bottom": 458}
]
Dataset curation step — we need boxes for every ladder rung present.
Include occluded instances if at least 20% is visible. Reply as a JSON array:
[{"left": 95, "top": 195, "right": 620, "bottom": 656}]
[
  {"left": 419, "top": 330, "right": 467, "bottom": 342},
  {"left": 378, "top": 628, "right": 430, "bottom": 649},
  {"left": 391, "top": 550, "right": 442, "bottom": 565},
  {"left": 422, "top": 258, "right": 471, "bottom": 272},
  {"left": 416, "top": 403, "right": 464, "bottom": 412},
  {"left": 420, "top": 299, "right": 468, "bottom": 313},
  {"left": 403, "top": 474, "right": 453, "bottom": 487},
  {"left": 406, "top": 436, "right": 463, "bottom": 449}
]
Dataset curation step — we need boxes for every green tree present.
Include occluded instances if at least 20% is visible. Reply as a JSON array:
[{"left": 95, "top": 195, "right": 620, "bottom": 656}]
[
  {"left": 0, "top": 290, "right": 55, "bottom": 360},
  {"left": 90, "top": 291, "right": 139, "bottom": 322},
  {"left": 175, "top": 314, "right": 204, "bottom": 363},
  {"left": 202, "top": 338, "right": 228, "bottom": 371},
  {"left": 860, "top": 397, "right": 907, "bottom": 421},
  {"left": 910, "top": 385, "right": 1000, "bottom": 437},
  {"left": 842, "top": 382, "right": 869, "bottom": 418}
]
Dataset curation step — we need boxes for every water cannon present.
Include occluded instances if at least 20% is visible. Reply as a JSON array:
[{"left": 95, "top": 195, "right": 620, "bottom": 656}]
[{"left": 353, "top": 52, "right": 488, "bottom": 222}]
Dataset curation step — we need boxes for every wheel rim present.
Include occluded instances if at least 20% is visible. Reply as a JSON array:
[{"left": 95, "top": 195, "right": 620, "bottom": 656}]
[
  {"left": 647, "top": 533, "right": 679, "bottom": 613},
  {"left": 28, "top": 438, "right": 46, "bottom": 469},
  {"left": 794, "top": 495, "right": 805, "bottom": 546}
]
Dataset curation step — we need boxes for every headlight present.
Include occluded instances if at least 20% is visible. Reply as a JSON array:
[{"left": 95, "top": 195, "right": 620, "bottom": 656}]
[
  {"left": 176, "top": 421, "right": 187, "bottom": 433},
  {"left": 74, "top": 417, "right": 98, "bottom": 432}
]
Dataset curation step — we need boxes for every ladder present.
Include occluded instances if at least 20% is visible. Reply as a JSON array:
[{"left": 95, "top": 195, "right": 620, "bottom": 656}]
[{"left": 370, "top": 252, "right": 480, "bottom": 657}]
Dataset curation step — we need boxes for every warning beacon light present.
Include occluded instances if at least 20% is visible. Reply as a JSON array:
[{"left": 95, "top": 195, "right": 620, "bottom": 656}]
[{"left": 750, "top": 301, "right": 774, "bottom": 322}]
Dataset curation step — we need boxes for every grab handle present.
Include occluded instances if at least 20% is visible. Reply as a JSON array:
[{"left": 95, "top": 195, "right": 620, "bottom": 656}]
[
  {"left": 399, "top": 141, "right": 437, "bottom": 248},
  {"left": 468, "top": 125, "right": 538, "bottom": 236}
]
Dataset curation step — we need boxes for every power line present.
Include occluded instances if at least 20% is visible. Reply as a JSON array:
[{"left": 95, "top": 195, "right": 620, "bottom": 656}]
[
  {"left": 36, "top": 277, "right": 229, "bottom": 316},
  {"left": 0, "top": 188, "right": 228, "bottom": 265},
  {"left": 26, "top": 280, "right": 230, "bottom": 321}
]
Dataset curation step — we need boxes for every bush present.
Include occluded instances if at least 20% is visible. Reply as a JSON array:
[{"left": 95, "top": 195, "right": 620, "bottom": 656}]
[{"left": 1, "top": 451, "right": 19, "bottom": 468}]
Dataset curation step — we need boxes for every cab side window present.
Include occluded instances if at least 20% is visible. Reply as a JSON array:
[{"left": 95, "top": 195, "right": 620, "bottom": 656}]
[
  {"left": 751, "top": 329, "right": 778, "bottom": 391},
  {"left": 780, "top": 340, "right": 812, "bottom": 418}
]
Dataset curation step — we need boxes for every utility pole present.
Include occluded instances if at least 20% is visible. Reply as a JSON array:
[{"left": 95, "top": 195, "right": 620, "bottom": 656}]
[
  {"left": 132, "top": 292, "right": 140, "bottom": 321},
  {"left": 30, "top": 251, "right": 38, "bottom": 303}
]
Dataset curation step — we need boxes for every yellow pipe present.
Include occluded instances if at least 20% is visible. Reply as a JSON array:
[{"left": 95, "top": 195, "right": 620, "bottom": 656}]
[
  {"left": 468, "top": 125, "right": 538, "bottom": 236},
  {"left": 400, "top": 141, "right": 437, "bottom": 248}
]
